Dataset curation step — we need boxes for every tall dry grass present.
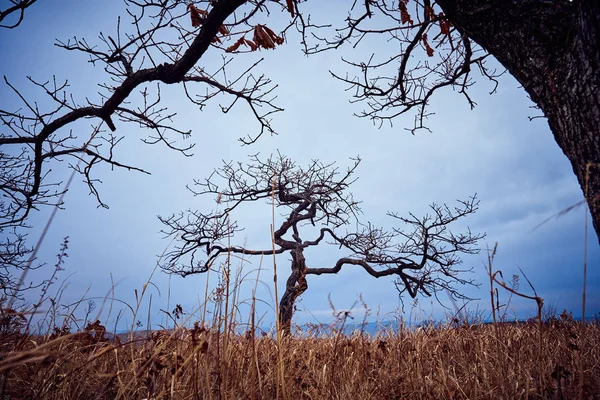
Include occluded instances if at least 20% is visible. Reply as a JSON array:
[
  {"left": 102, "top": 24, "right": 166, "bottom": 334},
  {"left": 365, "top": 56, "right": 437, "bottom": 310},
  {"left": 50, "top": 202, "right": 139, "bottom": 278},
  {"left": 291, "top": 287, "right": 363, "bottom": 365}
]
[{"left": 1, "top": 312, "right": 598, "bottom": 399}]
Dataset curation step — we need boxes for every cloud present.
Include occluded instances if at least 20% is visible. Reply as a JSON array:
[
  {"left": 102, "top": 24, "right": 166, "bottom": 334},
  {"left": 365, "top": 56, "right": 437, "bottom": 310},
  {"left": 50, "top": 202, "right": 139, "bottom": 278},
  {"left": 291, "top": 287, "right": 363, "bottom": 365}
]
[{"left": 1, "top": 0, "right": 597, "bottom": 332}]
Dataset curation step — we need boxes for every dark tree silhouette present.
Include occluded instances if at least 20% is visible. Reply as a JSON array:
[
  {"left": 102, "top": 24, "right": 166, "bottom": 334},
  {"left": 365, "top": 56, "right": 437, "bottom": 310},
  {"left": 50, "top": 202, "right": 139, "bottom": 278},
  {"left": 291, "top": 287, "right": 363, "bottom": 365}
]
[
  {"left": 299, "top": 0, "right": 600, "bottom": 241},
  {"left": 3, "top": 0, "right": 592, "bottom": 301},
  {"left": 0, "top": 0, "right": 287, "bottom": 232},
  {"left": 0, "top": 0, "right": 289, "bottom": 297},
  {"left": 0, "top": 0, "right": 37, "bottom": 29},
  {"left": 160, "top": 154, "right": 483, "bottom": 333}
]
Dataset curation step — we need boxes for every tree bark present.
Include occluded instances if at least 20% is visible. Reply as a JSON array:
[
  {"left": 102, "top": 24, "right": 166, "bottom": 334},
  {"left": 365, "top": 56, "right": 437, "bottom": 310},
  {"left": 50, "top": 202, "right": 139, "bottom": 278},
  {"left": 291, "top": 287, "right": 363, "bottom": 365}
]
[
  {"left": 278, "top": 247, "right": 308, "bottom": 335},
  {"left": 437, "top": 0, "right": 600, "bottom": 241}
]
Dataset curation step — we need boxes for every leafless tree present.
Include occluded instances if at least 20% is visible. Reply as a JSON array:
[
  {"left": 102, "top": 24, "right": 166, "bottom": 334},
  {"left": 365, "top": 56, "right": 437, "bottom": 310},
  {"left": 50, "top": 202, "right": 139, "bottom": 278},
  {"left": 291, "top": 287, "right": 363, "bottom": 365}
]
[
  {"left": 297, "top": 0, "right": 600, "bottom": 242},
  {"left": 160, "top": 154, "right": 483, "bottom": 333},
  {"left": 0, "top": 0, "right": 291, "bottom": 229},
  {"left": 0, "top": 228, "right": 37, "bottom": 299},
  {"left": 6, "top": 0, "right": 586, "bottom": 312},
  {"left": 0, "top": 0, "right": 294, "bottom": 296}
]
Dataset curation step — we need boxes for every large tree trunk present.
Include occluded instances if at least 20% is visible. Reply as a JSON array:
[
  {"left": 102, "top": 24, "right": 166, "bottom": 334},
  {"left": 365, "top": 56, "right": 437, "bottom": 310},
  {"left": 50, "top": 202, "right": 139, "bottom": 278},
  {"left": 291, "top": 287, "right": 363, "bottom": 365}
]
[
  {"left": 437, "top": 0, "right": 600, "bottom": 242},
  {"left": 278, "top": 248, "right": 308, "bottom": 335}
]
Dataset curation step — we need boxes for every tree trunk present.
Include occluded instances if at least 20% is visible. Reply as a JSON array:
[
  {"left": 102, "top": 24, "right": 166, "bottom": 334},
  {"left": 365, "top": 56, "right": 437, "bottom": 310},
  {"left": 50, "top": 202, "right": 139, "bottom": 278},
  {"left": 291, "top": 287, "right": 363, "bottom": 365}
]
[
  {"left": 437, "top": 0, "right": 600, "bottom": 242},
  {"left": 278, "top": 248, "right": 308, "bottom": 335}
]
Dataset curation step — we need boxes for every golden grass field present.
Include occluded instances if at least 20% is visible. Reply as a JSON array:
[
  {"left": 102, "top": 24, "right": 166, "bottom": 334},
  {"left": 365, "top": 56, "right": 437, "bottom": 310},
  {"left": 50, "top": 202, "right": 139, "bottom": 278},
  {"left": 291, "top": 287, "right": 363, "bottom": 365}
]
[{"left": 1, "top": 312, "right": 599, "bottom": 399}]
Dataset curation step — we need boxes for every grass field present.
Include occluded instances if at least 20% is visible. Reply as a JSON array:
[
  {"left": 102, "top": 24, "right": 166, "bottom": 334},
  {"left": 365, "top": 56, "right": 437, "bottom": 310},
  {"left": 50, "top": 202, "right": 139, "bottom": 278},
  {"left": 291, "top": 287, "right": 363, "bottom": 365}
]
[{"left": 1, "top": 310, "right": 598, "bottom": 399}]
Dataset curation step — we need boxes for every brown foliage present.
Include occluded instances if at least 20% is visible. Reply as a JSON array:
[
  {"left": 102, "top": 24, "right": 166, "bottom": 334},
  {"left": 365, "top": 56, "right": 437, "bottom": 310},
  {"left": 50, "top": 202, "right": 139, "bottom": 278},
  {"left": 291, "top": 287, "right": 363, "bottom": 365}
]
[
  {"left": 253, "top": 24, "right": 284, "bottom": 50},
  {"left": 187, "top": 4, "right": 206, "bottom": 27},
  {"left": 286, "top": 0, "right": 295, "bottom": 18},
  {"left": 225, "top": 36, "right": 258, "bottom": 53},
  {"left": 422, "top": 33, "right": 434, "bottom": 57},
  {"left": 399, "top": 0, "right": 413, "bottom": 25},
  {"left": 439, "top": 14, "right": 451, "bottom": 35}
]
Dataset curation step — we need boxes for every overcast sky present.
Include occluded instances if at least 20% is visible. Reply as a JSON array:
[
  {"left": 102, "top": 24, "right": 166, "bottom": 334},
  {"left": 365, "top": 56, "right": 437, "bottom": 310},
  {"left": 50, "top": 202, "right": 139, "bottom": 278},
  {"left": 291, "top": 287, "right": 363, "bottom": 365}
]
[{"left": 1, "top": 0, "right": 598, "bottom": 332}]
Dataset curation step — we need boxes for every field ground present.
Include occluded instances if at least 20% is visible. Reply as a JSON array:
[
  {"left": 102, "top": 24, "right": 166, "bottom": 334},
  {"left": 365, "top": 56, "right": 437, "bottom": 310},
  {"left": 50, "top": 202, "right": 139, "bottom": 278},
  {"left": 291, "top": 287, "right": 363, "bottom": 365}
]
[{"left": 1, "top": 314, "right": 599, "bottom": 399}]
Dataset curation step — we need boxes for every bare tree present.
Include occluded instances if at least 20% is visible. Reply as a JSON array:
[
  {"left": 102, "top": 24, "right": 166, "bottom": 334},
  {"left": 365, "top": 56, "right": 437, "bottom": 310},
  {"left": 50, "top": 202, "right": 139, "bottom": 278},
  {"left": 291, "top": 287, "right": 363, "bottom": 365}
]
[
  {"left": 0, "top": 0, "right": 294, "bottom": 296},
  {"left": 0, "top": 0, "right": 291, "bottom": 230},
  {"left": 160, "top": 154, "right": 483, "bottom": 333},
  {"left": 0, "top": 228, "right": 37, "bottom": 299},
  {"left": 297, "top": 0, "right": 600, "bottom": 242}
]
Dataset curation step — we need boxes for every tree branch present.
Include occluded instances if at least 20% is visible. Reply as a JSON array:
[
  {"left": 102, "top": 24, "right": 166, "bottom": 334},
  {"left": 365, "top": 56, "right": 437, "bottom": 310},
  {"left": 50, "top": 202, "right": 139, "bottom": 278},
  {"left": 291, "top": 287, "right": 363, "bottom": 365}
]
[{"left": 0, "top": 0, "right": 37, "bottom": 29}]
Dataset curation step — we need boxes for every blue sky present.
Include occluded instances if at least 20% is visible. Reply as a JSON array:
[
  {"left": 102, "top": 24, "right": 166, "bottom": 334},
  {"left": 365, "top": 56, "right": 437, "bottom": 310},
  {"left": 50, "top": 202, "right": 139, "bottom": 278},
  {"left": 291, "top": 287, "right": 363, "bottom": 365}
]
[{"left": 1, "top": 0, "right": 598, "bottom": 332}]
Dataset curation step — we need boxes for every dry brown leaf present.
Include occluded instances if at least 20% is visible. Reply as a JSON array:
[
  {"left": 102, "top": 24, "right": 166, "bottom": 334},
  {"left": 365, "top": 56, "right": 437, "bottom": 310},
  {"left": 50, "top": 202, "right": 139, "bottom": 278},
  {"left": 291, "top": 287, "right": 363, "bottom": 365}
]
[
  {"left": 187, "top": 4, "right": 206, "bottom": 27},
  {"left": 225, "top": 36, "right": 258, "bottom": 52},
  {"left": 399, "top": 0, "right": 413, "bottom": 25},
  {"left": 439, "top": 14, "right": 451, "bottom": 35},
  {"left": 254, "top": 25, "right": 275, "bottom": 49},
  {"left": 262, "top": 25, "right": 284, "bottom": 45},
  {"left": 286, "top": 0, "right": 295, "bottom": 18},
  {"left": 226, "top": 36, "right": 245, "bottom": 52},
  {"left": 218, "top": 24, "right": 230, "bottom": 35},
  {"left": 245, "top": 38, "right": 258, "bottom": 51},
  {"left": 422, "top": 33, "right": 434, "bottom": 57}
]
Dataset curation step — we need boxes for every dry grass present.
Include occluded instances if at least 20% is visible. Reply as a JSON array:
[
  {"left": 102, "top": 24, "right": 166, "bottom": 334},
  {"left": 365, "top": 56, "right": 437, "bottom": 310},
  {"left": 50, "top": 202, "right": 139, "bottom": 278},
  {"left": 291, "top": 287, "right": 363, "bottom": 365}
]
[{"left": 1, "top": 315, "right": 599, "bottom": 399}]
